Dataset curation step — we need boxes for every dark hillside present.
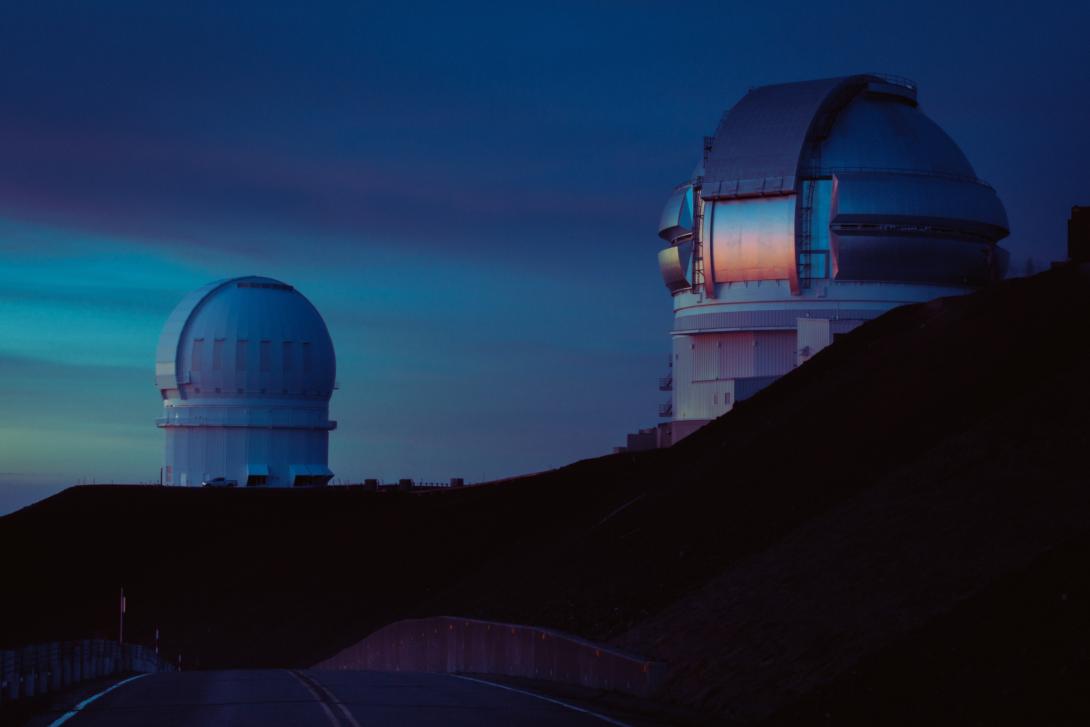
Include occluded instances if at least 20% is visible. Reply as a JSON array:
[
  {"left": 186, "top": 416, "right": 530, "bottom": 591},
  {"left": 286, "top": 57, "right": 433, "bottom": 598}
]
[
  {"left": 0, "top": 455, "right": 665, "bottom": 668},
  {"left": 426, "top": 267, "right": 1090, "bottom": 640},
  {"left": 2, "top": 265, "right": 1088, "bottom": 722},
  {"left": 613, "top": 367, "right": 1089, "bottom": 721},
  {"left": 761, "top": 533, "right": 1090, "bottom": 726}
]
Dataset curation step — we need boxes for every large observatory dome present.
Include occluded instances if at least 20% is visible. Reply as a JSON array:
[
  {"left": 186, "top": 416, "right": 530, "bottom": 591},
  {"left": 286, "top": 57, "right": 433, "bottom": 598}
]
[
  {"left": 155, "top": 276, "right": 337, "bottom": 487},
  {"left": 654, "top": 74, "right": 1008, "bottom": 445}
]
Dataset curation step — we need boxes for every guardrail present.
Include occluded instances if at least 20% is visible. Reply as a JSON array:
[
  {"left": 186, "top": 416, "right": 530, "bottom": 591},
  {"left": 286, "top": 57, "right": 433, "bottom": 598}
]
[
  {"left": 0, "top": 640, "right": 174, "bottom": 707},
  {"left": 314, "top": 616, "right": 665, "bottom": 698}
]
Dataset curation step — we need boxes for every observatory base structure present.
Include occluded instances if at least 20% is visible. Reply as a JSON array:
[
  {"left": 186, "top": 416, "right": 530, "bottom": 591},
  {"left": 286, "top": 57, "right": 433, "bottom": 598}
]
[{"left": 654, "top": 74, "right": 1009, "bottom": 446}]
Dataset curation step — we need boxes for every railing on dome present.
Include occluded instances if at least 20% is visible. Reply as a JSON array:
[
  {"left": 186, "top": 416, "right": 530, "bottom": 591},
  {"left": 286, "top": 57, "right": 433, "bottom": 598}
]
[
  {"left": 796, "top": 165, "right": 989, "bottom": 187},
  {"left": 235, "top": 281, "right": 294, "bottom": 292},
  {"left": 866, "top": 72, "right": 917, "bottom": 92}
]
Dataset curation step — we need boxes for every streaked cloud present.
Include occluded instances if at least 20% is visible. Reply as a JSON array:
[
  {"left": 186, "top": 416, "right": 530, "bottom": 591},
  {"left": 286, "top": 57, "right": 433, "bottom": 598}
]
[{"left": 0, "top": 0, "right": 1086, "bottom": 512}]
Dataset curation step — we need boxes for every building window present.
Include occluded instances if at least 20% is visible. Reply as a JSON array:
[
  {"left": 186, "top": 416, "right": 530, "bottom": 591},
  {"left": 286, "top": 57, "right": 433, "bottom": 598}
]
[
  {"left": 260, "top": 340, "right": 271, "bottom": 372},
  {"left": 213, "top": 338, "right": 224, "bottom": 370},
  {"left": 283, "top": 341, "right": 293, "bottom": 372},
  {"left": 236, "top": 340, "right": 248, "bottom": 371},
  {"left": 302, "top": 341, "right": 312, "bottom": 373},
  {"left": 191, "top": 339, "right": 204, "bottom": 371}
]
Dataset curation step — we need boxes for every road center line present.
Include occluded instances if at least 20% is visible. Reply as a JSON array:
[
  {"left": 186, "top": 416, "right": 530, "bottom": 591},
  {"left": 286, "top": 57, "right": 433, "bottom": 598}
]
[
  {"left": 48, "top": 673, "right": 152, "bottom": 727},
  {"left": 450, "top": 674, "right": 634, "bottom": 727},
  {"left": 306, "top": 672, "right": 364, "bottom": 727},
  {"left": 287, "top": 669, "right": 362, "bottom": 727}
]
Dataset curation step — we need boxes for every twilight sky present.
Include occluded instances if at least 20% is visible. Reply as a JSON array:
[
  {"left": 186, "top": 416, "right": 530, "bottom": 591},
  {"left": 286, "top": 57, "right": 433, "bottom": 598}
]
[{"left": 1, "top": 1, "right": 1087, "bottom": 513}]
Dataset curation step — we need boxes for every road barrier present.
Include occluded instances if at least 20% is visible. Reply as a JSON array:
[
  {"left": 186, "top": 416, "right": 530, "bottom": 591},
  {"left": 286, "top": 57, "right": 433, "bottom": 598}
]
[
  {"left": 0, "top": 639, "right": 173, "bottom": 708},
  {"left": 314, "top": 616, "right": 665, "bottom": 697}
]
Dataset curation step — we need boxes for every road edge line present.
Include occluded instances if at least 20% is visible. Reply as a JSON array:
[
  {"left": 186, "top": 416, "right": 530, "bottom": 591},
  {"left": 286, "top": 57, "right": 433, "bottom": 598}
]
[
  {"left": 450, "top": 673, "right": 634, "bottom": 727},
  {"left": 47, "top": 672, "right": 152, "bottom": 727}
]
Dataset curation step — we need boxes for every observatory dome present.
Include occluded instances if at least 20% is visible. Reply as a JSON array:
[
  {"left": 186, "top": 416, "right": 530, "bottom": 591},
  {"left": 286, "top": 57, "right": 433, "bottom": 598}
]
[
  {"left": 654, "top": 74, "right": 1008, "bottom": 446},
  {"left": 155, "top": 276, "right": 337, "bottom": 487}
]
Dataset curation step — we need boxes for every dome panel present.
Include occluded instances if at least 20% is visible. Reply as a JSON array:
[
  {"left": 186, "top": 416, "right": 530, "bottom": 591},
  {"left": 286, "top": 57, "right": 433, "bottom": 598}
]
[
  {"left": 813, "top": 94, "right": 977, "bottom": 180},
  {"left": 702, "top": 77, "right": 845, "bottom": 197},
  {"left": 659, "top": 184, "right": 694, "bottom": 243},
  {"left": 831, "top": 171, "right": 1008, "bottom": 241},
  {"left": 831, "top": 234, "right": 1000, "bottom": 286},
  {"left": 156, "top": 276, "right": 336, "bottom": 401}
]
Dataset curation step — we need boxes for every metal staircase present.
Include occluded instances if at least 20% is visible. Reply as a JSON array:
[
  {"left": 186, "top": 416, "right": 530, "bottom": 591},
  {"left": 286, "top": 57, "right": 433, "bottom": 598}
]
[{"left": 796, "top": 179, "right": 817, "bottom": 289}]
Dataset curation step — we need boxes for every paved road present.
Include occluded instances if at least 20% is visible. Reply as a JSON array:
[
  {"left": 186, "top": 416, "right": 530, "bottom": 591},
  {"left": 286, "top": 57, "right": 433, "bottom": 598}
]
[{"left": 43, "top": 669, "right": 627, "bottom": 726}]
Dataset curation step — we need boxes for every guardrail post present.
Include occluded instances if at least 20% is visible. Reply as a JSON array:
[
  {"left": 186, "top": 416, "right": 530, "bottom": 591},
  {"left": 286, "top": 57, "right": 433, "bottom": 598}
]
[
  {"left": 20, "top": 645, "right": 34, "bottom": 699},
  {"left": 62, "top": 641, "right": 73, "bottom": 688},
  {"left": 0, "top": 650, "right": 13, "bottom": 706},
  {"left": 37, "top": 643, "right": 49, "bottom": 695},
  {"left": 90, "top": 640, "right": 100, "bottom": 679},
  {"left": 49, "top": 642, "right": 62, "bottom": 692},
  {"left": 74, "top": 641, "right": 84, "bottom": 684}
]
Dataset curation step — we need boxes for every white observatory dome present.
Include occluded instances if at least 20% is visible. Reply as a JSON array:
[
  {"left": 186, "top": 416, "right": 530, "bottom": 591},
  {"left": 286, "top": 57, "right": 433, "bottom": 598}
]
[
  {"left": 155, "top": 276, "right": 337, "bottom": 487},
  {"left": 654, "top": 74, "right": 1009, "bottom": 445}
]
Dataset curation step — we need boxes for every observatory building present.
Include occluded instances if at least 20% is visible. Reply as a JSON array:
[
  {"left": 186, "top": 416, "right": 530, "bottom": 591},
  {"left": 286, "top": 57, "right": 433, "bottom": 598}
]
[
  {"left": 155, "top": 276, "right": 337, "bottom": 487},
  {"left": 656, "top": 74, "right": 1009, "bottom": 445}
]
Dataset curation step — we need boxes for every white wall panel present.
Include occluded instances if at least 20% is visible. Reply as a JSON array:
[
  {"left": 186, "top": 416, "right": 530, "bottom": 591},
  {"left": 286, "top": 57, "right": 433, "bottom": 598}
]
[
  {"left": 753, "top": 331, "right": 797, "bottom": 375},
  {"left": 674, "top": 331, "right": 796, "bottom": 422}
]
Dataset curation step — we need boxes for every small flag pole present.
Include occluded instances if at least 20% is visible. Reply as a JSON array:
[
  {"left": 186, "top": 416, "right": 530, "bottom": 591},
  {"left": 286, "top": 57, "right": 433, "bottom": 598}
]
[{"left": 119, "top": 587, "right": 126, "bottom": 644}]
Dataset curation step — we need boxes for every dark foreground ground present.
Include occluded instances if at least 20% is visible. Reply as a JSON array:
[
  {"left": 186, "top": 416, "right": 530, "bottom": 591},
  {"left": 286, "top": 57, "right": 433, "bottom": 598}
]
[{"left": 3, "top": 265, "right": 1089, "bottom": 724}]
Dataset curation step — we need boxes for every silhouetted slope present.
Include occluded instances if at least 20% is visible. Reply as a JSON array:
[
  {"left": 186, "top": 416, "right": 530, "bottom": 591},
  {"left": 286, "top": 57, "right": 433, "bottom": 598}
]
[
  {"left": 760, "top": 533, "right": 1090, "bottom": 726},
  {"left": 1, "top": 266, "right": 1088, "bottom": 722},
  {"left": 613, "top": 368, "right": 1089, "bottom": 721},
  {"left": 427, "top": 268, "right": 1090, "bottom": 645},
  {"left": 0, "top": 456, "right": 664, "bottom": 668}
]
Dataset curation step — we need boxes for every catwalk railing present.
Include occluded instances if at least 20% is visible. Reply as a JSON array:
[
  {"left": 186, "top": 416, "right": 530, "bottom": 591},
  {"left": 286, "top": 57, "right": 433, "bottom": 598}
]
[
  {"left": 314, "top": 616, "right": 665, "bottom": 698},
  {"left": 0, "top": 640, "right": 174, "bottom": 706}
]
